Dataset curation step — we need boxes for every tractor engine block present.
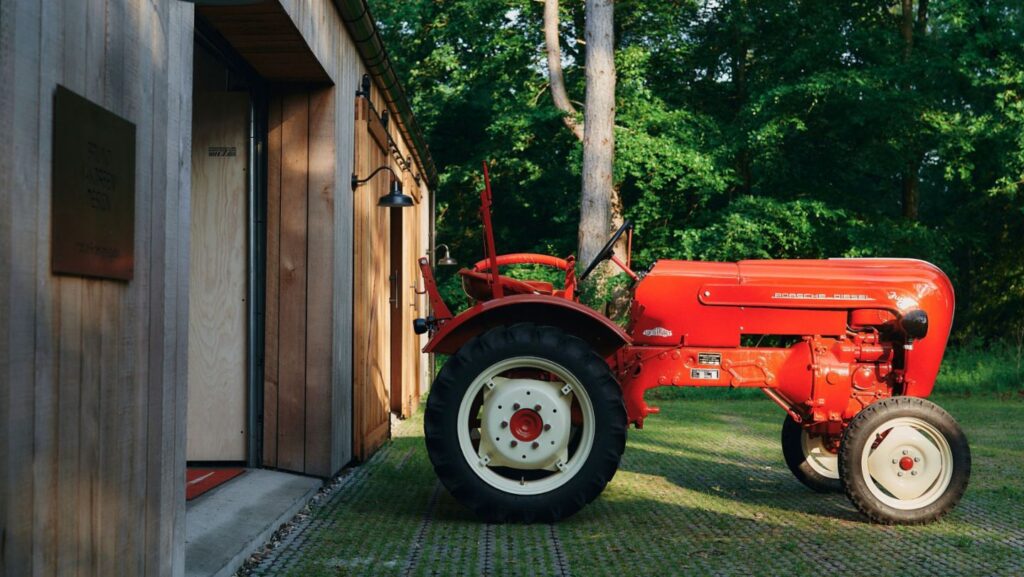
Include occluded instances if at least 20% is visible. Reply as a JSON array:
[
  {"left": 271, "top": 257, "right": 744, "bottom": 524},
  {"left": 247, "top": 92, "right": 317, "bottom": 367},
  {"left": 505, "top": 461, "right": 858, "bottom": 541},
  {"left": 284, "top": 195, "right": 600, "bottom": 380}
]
[
  {"left": 615, "top": 330, "right": 899, "bottom": 431},
  {"left": 792, "top": 332, "right": 896, "bottom": 435}
]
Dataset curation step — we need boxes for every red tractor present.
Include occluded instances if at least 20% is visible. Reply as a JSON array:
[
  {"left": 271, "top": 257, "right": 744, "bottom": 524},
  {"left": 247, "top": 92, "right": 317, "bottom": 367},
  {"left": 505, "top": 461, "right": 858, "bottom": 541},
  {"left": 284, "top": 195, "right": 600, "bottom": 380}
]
[{"left": 414, "top": 166, "right": 970, "bottom": 525}]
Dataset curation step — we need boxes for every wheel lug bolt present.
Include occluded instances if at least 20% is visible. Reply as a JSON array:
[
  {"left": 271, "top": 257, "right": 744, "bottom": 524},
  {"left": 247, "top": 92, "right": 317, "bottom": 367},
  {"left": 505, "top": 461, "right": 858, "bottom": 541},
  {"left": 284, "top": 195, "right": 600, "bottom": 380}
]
[
  {"left": 898, "top": 472, "right": 903, "bottom": 477},
  {"left": 914, "top": 457, "right": 920, "bottom": 463},
  {"left": 544, "top": 424, "right": 551, "bottom": 431},
  {"left": 892, "top": 459, "right": 898, "bottom": 464},
  {"left": 510, "top": 440, "right": 518, "bottom": 447},
  {"left": 500, "top": 421, "right": 508, "bottom": 428},
  {"left": 513, "top": 403, "right": 520, "bottom": 410},
  {"left": 534, "top": 405, "right": 542, "bottom": 412},
  {"left": 902, "top": 450, "right": 908, "bottom": 455},
  {"left": 911, "top": 471, "right": 918, "bottom": 476},
  {"left": 532, "top": 442, "right": 539, "bottom": 449}
]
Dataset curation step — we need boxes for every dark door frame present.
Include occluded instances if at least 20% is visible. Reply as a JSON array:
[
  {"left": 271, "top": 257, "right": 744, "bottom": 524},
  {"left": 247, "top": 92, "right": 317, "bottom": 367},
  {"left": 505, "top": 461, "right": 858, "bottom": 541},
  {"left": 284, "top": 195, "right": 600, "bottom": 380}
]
[{"left": 389, "top": 208, "right": 403, "bottom": 415}]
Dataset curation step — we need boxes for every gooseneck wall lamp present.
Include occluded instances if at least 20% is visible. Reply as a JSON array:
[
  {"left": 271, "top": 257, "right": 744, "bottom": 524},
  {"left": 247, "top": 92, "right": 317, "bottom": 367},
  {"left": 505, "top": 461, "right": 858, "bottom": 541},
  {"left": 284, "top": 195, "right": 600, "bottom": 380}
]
[
  {"left": 351, "top": 165, "right": 415, "bottom": 208},
  {"left": 433, "top": 244, "right": 458, "bottom": 266}
]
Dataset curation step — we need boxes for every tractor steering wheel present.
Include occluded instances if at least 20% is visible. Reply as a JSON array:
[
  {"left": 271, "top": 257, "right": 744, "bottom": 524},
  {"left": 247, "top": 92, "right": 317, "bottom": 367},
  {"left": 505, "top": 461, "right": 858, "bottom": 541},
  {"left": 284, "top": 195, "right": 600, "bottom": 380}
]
[{"left": 579, "top": 220, "right": 633, "bottom": 282}]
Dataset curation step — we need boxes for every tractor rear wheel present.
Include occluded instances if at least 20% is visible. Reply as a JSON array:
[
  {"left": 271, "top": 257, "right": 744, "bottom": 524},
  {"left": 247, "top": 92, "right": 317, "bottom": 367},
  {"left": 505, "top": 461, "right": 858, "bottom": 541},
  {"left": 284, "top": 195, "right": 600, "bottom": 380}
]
[
  {"left": 839, "top": 396, "right": 970, "bottom": 524},
  {"left": 781, "top": 417, "right": 841, "bottom": 493},
  {"left": 424, "top": 323, "right": 627, "bottom": 523}
]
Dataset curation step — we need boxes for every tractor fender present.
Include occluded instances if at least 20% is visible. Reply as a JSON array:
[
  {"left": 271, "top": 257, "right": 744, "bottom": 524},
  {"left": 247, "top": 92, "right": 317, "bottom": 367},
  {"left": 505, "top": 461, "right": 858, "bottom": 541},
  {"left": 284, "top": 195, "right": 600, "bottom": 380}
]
[{"left": 424, "top": 294, "right": 631, "bottom": 358}]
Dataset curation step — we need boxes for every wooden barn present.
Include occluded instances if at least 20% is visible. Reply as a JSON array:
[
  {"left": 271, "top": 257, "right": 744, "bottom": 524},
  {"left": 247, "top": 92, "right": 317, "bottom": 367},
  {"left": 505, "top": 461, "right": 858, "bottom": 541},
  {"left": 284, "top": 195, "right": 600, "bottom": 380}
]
[{"left": 0, "top": 0, "right": 435, "bottom": 575}]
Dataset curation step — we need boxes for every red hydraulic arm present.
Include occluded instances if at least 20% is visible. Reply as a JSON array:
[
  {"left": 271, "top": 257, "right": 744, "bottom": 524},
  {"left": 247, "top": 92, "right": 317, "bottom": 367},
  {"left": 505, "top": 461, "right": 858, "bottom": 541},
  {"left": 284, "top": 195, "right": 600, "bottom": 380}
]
[
  {"left": 481, "top": 162, "right": 502, "bottom": 299},
  {"left": 418, "top": 257, "right": 452, "bottom": 320}
]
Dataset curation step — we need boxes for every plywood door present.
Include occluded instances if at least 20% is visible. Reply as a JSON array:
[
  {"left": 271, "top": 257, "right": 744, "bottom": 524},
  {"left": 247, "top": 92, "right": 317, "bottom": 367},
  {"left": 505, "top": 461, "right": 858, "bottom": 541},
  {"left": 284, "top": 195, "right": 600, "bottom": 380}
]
[{"left": 188, "top": 91, "right": 249, "bottom": 461}]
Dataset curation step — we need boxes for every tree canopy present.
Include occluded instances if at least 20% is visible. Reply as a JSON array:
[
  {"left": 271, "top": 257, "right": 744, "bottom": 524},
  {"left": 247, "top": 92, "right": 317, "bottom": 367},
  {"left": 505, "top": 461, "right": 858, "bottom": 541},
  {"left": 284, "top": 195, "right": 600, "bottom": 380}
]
[{"left": 374, "top": 0, "right": 1024, "bottom": 342}]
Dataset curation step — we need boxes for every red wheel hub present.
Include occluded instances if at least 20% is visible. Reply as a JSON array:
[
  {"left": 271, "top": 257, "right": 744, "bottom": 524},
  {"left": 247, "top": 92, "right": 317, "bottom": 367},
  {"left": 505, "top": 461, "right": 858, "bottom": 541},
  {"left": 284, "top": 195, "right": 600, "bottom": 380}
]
[
  {"left": 899, "top": 456, "right": 915, "bottom": 471},
  {"left": 509, "top": 408, "right": 543, "bottom": 442}
]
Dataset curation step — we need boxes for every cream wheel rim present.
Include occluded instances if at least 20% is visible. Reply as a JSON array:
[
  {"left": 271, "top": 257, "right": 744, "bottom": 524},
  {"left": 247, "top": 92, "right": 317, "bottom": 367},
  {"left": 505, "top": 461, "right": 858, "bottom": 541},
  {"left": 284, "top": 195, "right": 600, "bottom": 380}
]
[
  {"left": 860, "top": 416, "right": 954, "bottom": 510},
  {"left": 456, "top": 356, "right": 595, "bottom": 496},
  {"left": 801, "top": 430, "right": 839, "bottom": 480}
]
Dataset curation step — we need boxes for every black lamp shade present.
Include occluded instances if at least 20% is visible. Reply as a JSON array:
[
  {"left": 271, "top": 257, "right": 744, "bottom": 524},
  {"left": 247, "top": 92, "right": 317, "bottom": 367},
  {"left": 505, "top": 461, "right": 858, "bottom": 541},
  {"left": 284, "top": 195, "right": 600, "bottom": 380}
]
[{"left": 378, "top": 180, "right": 415, "bottom": 208}]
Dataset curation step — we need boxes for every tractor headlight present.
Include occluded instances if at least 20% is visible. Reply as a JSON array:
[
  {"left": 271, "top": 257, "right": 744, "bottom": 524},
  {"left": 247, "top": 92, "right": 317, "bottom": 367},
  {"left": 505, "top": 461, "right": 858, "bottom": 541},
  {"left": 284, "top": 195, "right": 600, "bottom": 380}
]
[{"left": 900, "top": 309, "right": 929, "bottom": 340}]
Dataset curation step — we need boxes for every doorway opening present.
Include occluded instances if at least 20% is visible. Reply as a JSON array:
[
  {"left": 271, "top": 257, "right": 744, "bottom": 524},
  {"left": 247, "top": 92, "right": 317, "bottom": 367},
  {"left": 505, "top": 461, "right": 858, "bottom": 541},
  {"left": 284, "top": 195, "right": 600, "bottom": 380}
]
[
  {"left": 390, "top": 208, "right": 404, "bottom": 415},
  {"left": 186, "top": 32, "right": 266, "bottom": 470}
]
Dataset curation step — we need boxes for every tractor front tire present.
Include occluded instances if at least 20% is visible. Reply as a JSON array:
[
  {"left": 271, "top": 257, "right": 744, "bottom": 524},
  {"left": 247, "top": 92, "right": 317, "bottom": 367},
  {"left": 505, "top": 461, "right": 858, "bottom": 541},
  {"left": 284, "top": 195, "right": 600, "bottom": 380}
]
[
  {"left": 839, "top": 396, "right": 970, "bottom": 524},
  {"left": 781, "top": 416, "right": 842, "bottom": 493},
  {"left": 424, "top": 323, "right": 627, "bottom": 523}
]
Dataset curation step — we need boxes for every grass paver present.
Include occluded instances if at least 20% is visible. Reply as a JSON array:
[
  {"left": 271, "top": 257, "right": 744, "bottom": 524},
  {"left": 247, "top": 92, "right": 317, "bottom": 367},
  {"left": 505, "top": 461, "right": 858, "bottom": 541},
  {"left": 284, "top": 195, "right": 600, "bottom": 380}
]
[{"left": 249, "top": 396, "right": 1023, "bottom": 576}]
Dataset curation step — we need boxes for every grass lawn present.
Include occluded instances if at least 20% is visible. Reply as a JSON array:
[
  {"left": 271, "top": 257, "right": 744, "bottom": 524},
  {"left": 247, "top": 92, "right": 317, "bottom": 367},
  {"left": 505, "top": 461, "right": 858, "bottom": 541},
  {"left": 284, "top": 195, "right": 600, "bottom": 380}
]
[{"left": 251, "top": 394, "right": 1023, "bottom": 576}]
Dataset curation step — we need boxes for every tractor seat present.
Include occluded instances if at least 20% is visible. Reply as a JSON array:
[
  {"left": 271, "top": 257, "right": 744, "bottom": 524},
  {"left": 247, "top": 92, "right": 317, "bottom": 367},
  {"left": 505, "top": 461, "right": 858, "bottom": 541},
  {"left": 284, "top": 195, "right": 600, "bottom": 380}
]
[{"left": 459, "top": 269, "right": 554, "bottom": 301}]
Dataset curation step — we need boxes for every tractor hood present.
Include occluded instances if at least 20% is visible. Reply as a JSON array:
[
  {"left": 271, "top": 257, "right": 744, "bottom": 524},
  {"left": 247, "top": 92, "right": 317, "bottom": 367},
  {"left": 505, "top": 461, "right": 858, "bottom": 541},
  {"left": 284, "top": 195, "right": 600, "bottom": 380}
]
[{"left": 628, "top": 258, "right": 955, "bottom": 396}]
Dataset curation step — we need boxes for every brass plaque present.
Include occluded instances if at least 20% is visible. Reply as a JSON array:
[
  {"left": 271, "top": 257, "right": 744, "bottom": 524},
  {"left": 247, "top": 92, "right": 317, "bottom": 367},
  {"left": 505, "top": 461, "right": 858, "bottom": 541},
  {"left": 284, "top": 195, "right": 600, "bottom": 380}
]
[{"left": 51, "top": 85, "right": 135, "bottom": 281}]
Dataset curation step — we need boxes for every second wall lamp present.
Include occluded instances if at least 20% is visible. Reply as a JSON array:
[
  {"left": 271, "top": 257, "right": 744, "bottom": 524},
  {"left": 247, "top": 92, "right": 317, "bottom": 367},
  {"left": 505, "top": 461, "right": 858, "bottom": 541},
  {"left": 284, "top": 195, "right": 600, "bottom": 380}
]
[
  {"left": 433, "top": 244, "right": 457, "bottom": 266},
  {"left": 351, "top": 165, "right": 415, "bottom": 208}
]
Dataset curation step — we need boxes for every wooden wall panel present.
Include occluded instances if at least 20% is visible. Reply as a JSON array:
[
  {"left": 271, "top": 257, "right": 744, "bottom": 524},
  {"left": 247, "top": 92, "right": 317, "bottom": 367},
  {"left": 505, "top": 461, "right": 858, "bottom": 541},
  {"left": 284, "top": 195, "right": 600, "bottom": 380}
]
[
  {"left": 263, "top": 95, "right": 282, "bottom": 468},
  {"left": 274, "top": 0, "right": 432, "bottom": 471},
  {"left": 0, "top": 0, "right": 432, "bottom": 574},
  {"left": 0, "top": 1, "right": 193, "bottom": 576},
  {"left": 352, "top": 93, "right": 392, "bottom": 460},
  {"left": 263, "top": 86, "right": 337, "bottom": 477},
  {"left": 277, "top": 91, "right": 310, "bottom": 473},
  {"left": 305, "top": 87, "right": 336, "bottom": 477},
  {"left": 330, "top": 24, "right": 358, "bottom": 476}
]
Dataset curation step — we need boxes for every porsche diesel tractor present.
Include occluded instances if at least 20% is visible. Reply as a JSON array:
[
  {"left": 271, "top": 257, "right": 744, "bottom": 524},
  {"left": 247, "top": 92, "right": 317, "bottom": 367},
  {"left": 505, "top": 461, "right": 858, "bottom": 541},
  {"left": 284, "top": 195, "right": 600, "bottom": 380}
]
[{"left": 413, "top": 166, "right": 970, "bottom": 525}]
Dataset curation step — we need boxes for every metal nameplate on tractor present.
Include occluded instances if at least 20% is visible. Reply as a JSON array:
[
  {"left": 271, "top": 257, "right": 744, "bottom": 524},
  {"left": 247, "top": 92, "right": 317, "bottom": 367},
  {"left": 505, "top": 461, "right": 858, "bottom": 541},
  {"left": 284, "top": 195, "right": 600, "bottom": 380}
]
[
  {"left": 51, "top": 85, "right": 135, "bottom": 281},
  {"left": 691, "top": 368, "right": 720, "bottom": 380},
  {"left": 697, "top": 352, "right": 721, "bottom": 365}
]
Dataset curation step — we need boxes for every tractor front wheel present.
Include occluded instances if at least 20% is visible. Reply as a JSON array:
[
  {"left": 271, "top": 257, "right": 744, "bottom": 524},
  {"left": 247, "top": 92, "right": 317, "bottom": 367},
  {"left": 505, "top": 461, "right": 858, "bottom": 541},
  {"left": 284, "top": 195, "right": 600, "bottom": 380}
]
[
  {"left": 839, "top": 396, "right": 970, "bottom": 524},
  {"left": 781, "top": 417, "right": 842, "bottom": 493},
  {"left": 424, "top": 324, "right": 627, "bottom": 523}
]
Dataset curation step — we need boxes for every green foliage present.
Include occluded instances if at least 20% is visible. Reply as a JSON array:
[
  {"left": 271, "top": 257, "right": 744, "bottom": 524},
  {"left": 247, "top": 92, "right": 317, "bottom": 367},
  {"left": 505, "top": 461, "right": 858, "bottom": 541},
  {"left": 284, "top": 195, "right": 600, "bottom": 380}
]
[
  {"left": 937, "top": 339, "right": 1024, "bottom": 395},
  {"left": 376, "top": 0, "right": 1024, "bottom": 341}
]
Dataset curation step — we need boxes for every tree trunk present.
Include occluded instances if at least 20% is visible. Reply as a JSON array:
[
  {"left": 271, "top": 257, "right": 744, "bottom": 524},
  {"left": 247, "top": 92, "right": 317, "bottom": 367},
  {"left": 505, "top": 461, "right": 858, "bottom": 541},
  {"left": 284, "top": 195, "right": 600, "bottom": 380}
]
[
  {"left": 899, "top": 0, "right": 921, "bottom": 220},
  {"left": 578, "top": 0, "right": 616, "bottom": 269},
  {"left": 916, "top": 0, "right": 929, "bottom": 34},
  {"left": 733, "top": 9, "right": 751, "bottom": 196},
  {"left": 902, "top": 160, "right": 919, "bottom": 220},
  {"left": 900, "top": 0, "right": 914, "bottom": 61},
  {"left": 544, "top": 0, "right": 584, "bottom": 142}
]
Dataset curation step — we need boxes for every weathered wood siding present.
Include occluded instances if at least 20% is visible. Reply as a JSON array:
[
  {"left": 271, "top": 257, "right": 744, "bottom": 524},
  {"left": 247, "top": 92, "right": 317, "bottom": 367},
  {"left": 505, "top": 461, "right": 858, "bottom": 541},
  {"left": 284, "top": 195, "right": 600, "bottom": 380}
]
[
  {"left": 0, "top": 0, "right": 432, "bottom": 573},
  {"left": 0, "top": 1, "right": 193, "bottom": 576},
  {"left": 274, "top": 0, "right": 432, "bottom": 465},
  {"left": 272, "top": 0, "right": 363, "bottom": 471},
  {"left": 352, "top": 83, "right": 431, "bottom": 456},
  {"left": 262, "top": 86, "right": 338, "bottom": 477},
  {"left": 352, "top": 93, "right": 393, "bottom": 460}
]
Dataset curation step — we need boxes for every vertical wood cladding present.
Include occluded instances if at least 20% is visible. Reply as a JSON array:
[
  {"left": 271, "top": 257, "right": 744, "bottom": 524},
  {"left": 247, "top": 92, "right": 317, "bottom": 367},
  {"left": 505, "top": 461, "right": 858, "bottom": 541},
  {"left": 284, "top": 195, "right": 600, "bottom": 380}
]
[
  {"left": 263, "top": 87, "right": 337, "bottom": 477},
  {"left": 0, "top": 1, "right": 194, "bottom": 575}
]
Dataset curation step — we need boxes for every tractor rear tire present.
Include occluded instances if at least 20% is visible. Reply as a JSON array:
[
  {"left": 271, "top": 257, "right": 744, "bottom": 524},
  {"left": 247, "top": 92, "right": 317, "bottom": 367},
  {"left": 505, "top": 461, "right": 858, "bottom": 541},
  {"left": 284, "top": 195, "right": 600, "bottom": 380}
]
[
  {"left": 424, "top": 323, "right": 627, "bottom": 523},
  {"left": 781, "top": 416, "right": 842, "bottom": 493},
  {"left": 839, "top": 396, "right": 970, "bottom": 524}
]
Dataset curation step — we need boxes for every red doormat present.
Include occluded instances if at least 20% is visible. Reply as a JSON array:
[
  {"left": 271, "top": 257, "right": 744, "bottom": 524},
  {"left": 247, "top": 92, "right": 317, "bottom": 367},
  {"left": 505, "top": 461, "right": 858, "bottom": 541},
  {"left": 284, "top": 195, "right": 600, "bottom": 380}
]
[{"left": 186, "top": 467, "right": 246, "bottom": 501}]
